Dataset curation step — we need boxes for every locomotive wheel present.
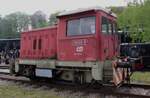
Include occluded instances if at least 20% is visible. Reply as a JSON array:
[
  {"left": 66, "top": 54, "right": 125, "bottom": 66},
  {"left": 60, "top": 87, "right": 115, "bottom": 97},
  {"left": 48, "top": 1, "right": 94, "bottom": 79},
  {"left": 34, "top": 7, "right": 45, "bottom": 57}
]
[
  {"left": 58, "top": 70, "right": 85, "bottom": 84},
  {"left": 74, "top": 71, "right": 85, "bottom": 84},
  {"left": 29, "top": 75, "right": 37, "bottom": 81},
  {"left": 9, "top": 58, "right": 16, "bottom": 75}
]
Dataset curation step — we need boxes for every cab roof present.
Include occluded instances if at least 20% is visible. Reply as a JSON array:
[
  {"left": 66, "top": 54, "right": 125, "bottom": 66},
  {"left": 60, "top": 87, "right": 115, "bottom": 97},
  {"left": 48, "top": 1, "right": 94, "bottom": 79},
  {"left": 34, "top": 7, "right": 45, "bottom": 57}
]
[{"left": 58, "top": 6, "right": 117, "bottom": 18}]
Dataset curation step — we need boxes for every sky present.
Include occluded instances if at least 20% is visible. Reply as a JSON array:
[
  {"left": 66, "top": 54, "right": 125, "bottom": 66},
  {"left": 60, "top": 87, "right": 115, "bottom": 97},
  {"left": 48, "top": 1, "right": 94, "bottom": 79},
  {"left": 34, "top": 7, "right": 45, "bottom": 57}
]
[{"left": 0, "top": 0, "right": 130, "bottom": 16}]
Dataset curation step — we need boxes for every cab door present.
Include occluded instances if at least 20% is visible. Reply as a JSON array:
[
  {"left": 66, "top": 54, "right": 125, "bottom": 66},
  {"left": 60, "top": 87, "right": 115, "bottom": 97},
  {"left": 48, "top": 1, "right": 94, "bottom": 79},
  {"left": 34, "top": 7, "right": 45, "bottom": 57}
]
[
  {"left": 101, "top": 16, "right": 117, "bottom": 60},
  {"left": 101, "top": 16, "right": 109, "bottom": 60}
]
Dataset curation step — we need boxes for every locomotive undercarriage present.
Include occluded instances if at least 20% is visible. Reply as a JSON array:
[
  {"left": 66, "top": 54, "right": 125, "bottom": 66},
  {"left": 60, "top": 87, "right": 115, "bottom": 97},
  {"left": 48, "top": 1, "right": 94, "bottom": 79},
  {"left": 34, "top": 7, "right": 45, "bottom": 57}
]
[{"left": 14, "top": 59, "right": 128, "bottom": 85}]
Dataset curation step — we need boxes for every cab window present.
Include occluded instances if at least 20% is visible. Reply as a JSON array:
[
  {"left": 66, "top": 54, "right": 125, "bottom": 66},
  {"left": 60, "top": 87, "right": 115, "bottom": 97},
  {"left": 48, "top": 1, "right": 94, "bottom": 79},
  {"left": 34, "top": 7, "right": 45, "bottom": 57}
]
[
  {"left": 113, "top": 23, "right": 117, "bottom": 34},
  {"left": 108, "top": 22, "right": 112, "bottom": 34},
  {"left": 102, "top": 17, "right": 115, "bottom": 35},
  {"left": 101, "top": 17, "right": 108, "bottom": 34},
  {"left": 67, "top": 16, "right": 96, "bottom": 36}
]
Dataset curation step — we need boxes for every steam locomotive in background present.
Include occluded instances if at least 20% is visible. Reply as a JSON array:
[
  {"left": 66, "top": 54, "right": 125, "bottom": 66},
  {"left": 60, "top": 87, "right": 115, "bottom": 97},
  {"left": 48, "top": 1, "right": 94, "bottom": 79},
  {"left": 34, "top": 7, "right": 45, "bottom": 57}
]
[
  {"left": 1, "top": 7, "right": 150, "bottom": 86},
  {"left": 0, "top": 38, "right": 20, "bottom": 64}
]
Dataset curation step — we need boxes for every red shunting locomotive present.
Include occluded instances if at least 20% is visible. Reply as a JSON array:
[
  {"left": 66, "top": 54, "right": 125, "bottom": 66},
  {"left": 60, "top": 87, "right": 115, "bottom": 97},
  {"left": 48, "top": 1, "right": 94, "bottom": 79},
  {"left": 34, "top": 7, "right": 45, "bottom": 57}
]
[{"left": 14, "top": 7, "right": 128, "bottom": 86}]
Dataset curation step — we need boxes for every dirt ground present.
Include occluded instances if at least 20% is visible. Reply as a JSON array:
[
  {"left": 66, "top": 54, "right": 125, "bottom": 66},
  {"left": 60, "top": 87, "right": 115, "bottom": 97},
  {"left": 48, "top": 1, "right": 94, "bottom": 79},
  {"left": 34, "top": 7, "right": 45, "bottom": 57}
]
[{"left": 0, "top": 80, "right": 104, "bottom": 98}]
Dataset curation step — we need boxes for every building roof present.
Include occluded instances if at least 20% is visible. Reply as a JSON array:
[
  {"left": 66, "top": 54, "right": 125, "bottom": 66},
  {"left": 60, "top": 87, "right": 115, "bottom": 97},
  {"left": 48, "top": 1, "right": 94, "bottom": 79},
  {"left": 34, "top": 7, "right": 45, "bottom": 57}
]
[
  {"left": 0, "top": 38, "right": 20, "bottom": 41},
  {"left": 58, "top": 6, "right": 117, "bottom": 17}
]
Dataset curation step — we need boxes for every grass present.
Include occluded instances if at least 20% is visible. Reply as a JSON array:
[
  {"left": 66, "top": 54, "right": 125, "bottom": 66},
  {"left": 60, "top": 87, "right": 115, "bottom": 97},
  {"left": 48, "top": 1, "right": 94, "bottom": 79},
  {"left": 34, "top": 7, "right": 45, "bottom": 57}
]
[
  {"left": 131, "top": 72, "right": 150, "bottom": 83},
  {"left": 0, "top": 85, "right": 60, "bottom": 98}
]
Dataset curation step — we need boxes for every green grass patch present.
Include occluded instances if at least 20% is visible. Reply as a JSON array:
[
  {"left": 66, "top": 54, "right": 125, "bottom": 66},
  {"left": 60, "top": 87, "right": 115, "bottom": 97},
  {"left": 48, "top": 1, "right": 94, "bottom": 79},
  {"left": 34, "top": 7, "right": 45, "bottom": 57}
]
[
  {"left": 0, "top": 85, "right": 60, "bottom": 98},
  {"left": 131, "top": 72, "right": 150, "bottom": 83}
]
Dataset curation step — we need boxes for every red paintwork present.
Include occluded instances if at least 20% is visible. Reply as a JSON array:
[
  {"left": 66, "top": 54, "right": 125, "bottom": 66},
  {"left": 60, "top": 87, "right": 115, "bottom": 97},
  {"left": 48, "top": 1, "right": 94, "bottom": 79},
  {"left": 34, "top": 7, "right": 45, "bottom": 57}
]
[
  {"left": 58, "top": 36, "right": 98, "bottom": 61},
  {"left": 20, "top": 26, "right": 57, "bottom": 59},
  {"left": 133, "top": 63, "right": 144, "bottom": 70},
  {"left": 20, "top": 9, "right": 119, "bottom": 61},
  {"left": 57, "top": 10, "right": 119, "bottom": 61}
]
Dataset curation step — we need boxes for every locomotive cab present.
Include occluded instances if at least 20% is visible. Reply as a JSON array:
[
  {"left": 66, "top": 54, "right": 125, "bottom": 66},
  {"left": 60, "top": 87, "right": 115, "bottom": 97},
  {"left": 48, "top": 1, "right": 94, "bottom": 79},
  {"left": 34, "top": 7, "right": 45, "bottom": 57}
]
[{"left": 56, "top": 7, "right": 119, "bottom": 84}]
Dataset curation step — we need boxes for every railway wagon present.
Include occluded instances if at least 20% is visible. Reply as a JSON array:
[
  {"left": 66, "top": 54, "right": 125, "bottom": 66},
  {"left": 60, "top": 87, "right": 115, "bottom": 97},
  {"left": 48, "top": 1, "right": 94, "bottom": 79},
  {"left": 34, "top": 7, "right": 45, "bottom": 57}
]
[{"left": 14, "top": 7, "right": 128, "bottom": 85}]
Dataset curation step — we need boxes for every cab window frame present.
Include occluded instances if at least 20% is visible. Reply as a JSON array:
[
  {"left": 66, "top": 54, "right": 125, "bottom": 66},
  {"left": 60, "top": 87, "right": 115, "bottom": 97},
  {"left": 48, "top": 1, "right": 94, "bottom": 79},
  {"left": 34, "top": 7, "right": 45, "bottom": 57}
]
[
  {"left": 101, "top": 16, "right": 116, "bottom": 35},
  {"left": 66, "top": 16, "right": 96, "bottom": 36},
  {"left": 101, "top": 16, "right": 108, "bottom": 34}
]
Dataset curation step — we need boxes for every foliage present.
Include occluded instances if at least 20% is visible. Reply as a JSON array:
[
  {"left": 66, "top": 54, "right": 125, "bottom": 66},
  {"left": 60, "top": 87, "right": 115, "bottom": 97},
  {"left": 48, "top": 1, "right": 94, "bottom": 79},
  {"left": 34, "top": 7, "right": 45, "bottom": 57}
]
[
  {"left": 110, "top": 6, "right": 125, "bottom": 15},
  {"left": 117, "top": 0, "right": 150, "bottom": 42},
  {"left": 0, "top": 11, "right": 49, "bottom": 38},
  {"left": 49, "top": 12, "right": 60, "bottom": 26},
  {"left": 31, "top": 11, "right": 48, "bottom": 29},
  {"left": 0, "top": 12, "right": 30, "bottom": 38}
]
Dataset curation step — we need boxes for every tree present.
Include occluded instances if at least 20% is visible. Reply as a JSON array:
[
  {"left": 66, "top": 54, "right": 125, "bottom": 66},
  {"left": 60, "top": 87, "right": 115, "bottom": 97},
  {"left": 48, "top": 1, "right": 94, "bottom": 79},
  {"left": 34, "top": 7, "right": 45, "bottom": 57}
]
[
  {"left": 110, "top": 6, "right": 125, "bottom": 15},
  {"left": 31, "top": 11, "right": 48, "bottom": 29},
  {"left": 117, "top": 0, "right": 150, "bottom": 42},
  {"left": 0, "top": 12, "right": 30, "bottom": 38},
  {"left": 15, "top": 12, "right": 31, "bottom": 32},
  {"left": 0, "top": 17, "right": 14, "bottom": 38},
  {"left": 49, "top": 12, "right": 60, "bottom": 26},
  {"left": 0, "top": 15, "right": 2, "bottom": 37}
]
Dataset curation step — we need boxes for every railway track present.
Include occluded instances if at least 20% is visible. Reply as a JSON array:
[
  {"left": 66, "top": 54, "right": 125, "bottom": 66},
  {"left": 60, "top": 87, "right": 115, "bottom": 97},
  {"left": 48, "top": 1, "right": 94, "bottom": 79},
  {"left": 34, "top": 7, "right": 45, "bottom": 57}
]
[
  {"left": 123, "top": 83, "right": 150, "bottom": 90},
  {"left": 0, "top": 74, "right": 150, "bottom": 98}
]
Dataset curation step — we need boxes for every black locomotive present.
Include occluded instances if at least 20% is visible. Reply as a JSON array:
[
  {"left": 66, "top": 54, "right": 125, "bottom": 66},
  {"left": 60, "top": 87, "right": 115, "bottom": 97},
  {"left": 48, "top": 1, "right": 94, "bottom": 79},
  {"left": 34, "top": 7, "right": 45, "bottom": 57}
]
[{"left": 120, "top": 43, "right": 150, "bottom": 70}]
